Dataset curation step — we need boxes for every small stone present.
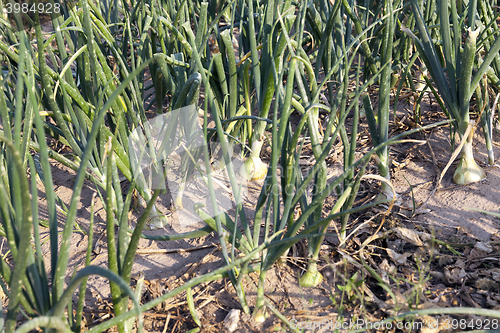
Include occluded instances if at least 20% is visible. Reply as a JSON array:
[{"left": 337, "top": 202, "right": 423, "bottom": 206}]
[{"left": 224, "top": 309, "right": 240, "bottom": 332}]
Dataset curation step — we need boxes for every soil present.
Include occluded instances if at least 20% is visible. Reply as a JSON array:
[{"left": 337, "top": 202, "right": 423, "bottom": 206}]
[{"left": 25, "top": 89, "right": 500, "bottom": 332}]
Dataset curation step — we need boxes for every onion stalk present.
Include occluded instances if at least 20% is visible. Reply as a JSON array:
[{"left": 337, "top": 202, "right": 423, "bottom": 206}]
[
  {"left": 372, "top": 0, "right": 394, "bottom": 198},
  {"left": 478, "top": 81, "right": 499, "bottom": 166},
  {"left": 251, "top": 4, "right": 389, "bottom": 308},
  {"left": 349, "top": 0, "right": 395, "bottom": 201}
]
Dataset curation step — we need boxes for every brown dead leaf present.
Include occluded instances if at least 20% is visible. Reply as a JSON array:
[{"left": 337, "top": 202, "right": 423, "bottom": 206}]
[
  {"left": 378, "top": 259, "right": 395, "bottom": 284},
  {"left": 487, "top": 294, "right": 500, "bottom": 309},
  {"left": 444, "top": 260, "right": 467, "bottom": 285},
  {"left": 394, "top": 227, "right": 424, "bottom": 246},
  {"left": 468, "top": 248, "right": 490, "bottom": 269},
  {"left": 386, "top": 248, "right": 412, "bottom": 265},
  {"left": 470, "top": 248, "right": 488, "bottom": 259},
  {"left": 474, "top": 241, "right": 494, "bottom": 253},
  {"left": 455, "top": 259, "right": 465, "bottom": 269},
  {"left": 417, "top": 231, "right": 432, "bottom": 242},
  {"left": 437, "top": 255, "right": 454, "bottom": 267},
  {"left": 485, "top": 268, "right": 500, "bottom": 282}
]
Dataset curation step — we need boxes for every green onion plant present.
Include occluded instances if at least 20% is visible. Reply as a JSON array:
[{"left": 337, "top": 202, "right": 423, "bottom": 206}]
[
  {"left": 347, "top": 0, "right": 399, "bottom": 199},
  {"left": 1, "top": 0, "right": 488, "bottom": 331},
  {"left": 0, "top": 31, "right": 145, "bottom": 333},
  {"left": 405, "top": 0, "right": 500, "bottom": 184},
  {"left": 182, "top": 0, "right": 438, "bottom": 320}
]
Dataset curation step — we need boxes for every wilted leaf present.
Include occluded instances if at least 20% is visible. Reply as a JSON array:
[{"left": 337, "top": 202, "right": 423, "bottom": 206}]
[
  {"left": 414, "top": 207, "right": 432, "bottom": 215},
  {"left": 474, "top": 242, "right": 493, "bottom": 253},
  {"left": 378, "top": 259, "right": 393, "bottom": 284},
  {"left": 395, "top": 227, "right": 424, "bottom": 246},
  {"left": 444, "top": 261, "right": 467, "bottom": 285},
  {"left": 470, "top": 248, "right": 488, "bottom": 259},
  {"left": 469, "top": 248, "right": 489, "bottom": 269},
  {"left": 455, "top": 259, "right": 466, "bottom": 269},
  {"left": 485, "top": 268, "right": 500, "bottom": 282},
  {"left": 386, "top": 248, "right": 412, "bottom": 265},
  {"left": 438, "top": 255, "right": 454, "bottom": 267},
  {"left": 417, "top": 231, "right": 432, "bottom": 242}
]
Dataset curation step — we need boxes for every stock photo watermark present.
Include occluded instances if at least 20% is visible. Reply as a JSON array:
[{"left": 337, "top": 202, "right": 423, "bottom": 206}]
[
  {"left": 289, "top": 317, "right": 500, "bottom": 331},
  {"left": 128, "top": 104, "right": 248, "bottom": 228}
]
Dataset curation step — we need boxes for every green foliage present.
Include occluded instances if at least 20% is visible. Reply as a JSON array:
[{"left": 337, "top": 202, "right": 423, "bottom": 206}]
[
  {"left": 405, "top": 0, "right": 500, "bottom": 184},
  {"left": 1, "top": 0, "right": 500, "bottom": 331}
]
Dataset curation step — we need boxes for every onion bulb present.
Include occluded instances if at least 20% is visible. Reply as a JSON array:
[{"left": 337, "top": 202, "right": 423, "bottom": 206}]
[
  {"left": 145, "top": 204, "right": 168, "bottom": 230},
  {"left": 299, "top": 262, "right": 323, "bottom": 288},
  {"left": 240, "top": 140, "right": 267, "bottom": 181},
  {"left": 252, "top": 305, "right": 268, "bottom": 323},
  {"left": 453, "top": 137, "right": 486, "bottom": 185}
]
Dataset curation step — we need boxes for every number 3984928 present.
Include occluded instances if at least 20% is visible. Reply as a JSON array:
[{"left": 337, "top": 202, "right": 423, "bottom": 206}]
[{"left": 3, "top": 2, "right": 61, "bottom": 15}]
